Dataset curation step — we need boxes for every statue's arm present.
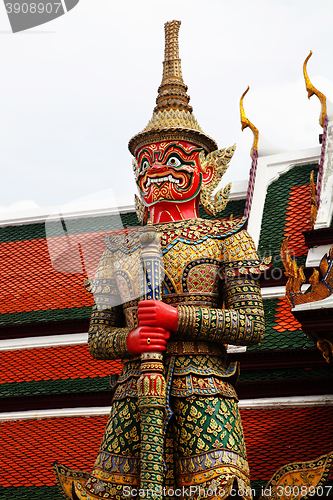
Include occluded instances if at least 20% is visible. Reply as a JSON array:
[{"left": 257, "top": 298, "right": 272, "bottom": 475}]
[
  {"left": 176, "top": 230, "right": 265, "bottom": 347},
  {"left": 86, "top": 257, "right": 170, "bottom": 358},
  {"left": 86, "top": 275, "right": 133, "bottom": 360},
  {"left": 88, "top": 307, "right": 132, "bottom": 360},
  {"left": 177, "top": 276, "right": 264, "bottom": 346}
]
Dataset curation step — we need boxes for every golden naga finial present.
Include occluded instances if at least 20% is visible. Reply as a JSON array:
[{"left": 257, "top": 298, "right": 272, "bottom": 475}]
[
  {"left": 303, "top": 51, "right": 327, "bottom": 128},
  {"left": 240, "top": 86, "right": 259, "bottom": 158}
]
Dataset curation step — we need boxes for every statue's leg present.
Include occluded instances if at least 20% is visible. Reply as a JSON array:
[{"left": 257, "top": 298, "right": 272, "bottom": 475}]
[
  {"left": 172, "top": 394, "right": 253, "bottom": 500},
  {"left": 72, "top": 396, "right": 141, "bottom": 500}
]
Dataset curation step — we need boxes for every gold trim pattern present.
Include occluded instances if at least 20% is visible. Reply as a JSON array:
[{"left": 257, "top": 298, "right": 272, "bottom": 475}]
[
  {"left": 259, "top": 451, "right": 333, "bottom": 500},
  {"left": 281, "top": 237, "right": 333, "bottom": 309}
]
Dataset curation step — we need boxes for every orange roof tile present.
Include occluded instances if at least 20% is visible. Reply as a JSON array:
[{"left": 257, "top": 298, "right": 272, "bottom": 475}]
[
  {"left": 284, "top": 185, "right": 311, "bottom": 257},
  {"left": 0, "top": 345, "right": 122, "bottom": 383},
  {"left": 273, "top": 297, "right": 302, "bottom": 332},
  {"left": 0, "top": 406, "right": 332, "bottom": 487},
  {"left": 243, "top": 406, "right": 333, "bottom": 481},
  {"left": 0, "top": 232, "right": 107, "bottom": 315},
  {"left": 0, "top": 416, "right": 107, "bottom": 487}
]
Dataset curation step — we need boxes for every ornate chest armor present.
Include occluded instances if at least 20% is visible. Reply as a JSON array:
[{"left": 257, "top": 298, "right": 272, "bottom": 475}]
[{"left": 87, "top": 217, "right": 265, "bottom": 401}]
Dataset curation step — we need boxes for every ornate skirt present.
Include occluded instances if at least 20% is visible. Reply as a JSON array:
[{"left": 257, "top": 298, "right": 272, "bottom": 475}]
[{"left": 55, "top": 352, "right": 252, "bottom": 500}]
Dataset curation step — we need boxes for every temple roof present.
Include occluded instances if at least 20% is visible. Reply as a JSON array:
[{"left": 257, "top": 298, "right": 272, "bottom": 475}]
[
  {"left": 0, "top": 406, "right": 332, "bottom": 498},
  {"left": 0, "top": 159, "right": 332, "bottom": 497}
]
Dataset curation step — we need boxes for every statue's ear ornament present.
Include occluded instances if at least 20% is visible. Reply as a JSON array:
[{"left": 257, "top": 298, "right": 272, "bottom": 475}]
[
  {"left": 132, "top": 158, "right": 140, "bottom": 178},
  {"left": 135, "top": 194, "right": 149, "bottom": 225},
  {"left": 199, "top": 145, "right": 236, "bottom": 216}
]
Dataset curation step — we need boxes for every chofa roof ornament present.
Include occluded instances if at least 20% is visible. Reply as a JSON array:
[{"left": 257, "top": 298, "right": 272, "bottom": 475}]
[
  {"left": 303, "top": 51, "right": 327, "bottom": 128},
  {"left": 240, "top": 85, "right": 259, "bottom": 159},
  {"left": 128, "top": 20, "right": 218, "bottom": 156}
]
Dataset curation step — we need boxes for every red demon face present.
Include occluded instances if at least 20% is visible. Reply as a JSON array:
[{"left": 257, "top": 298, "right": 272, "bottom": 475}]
[{"left": 135, "top": 140, "right": 204, "bottom": 206}]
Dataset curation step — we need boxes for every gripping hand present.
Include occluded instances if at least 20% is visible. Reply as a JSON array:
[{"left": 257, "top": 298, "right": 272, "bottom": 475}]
[
  {"left": 126, "top": 326, "right": 170, "bottom": 355},
  {"left": 137, "top": 300, "right": 178, "bottom": 332}
]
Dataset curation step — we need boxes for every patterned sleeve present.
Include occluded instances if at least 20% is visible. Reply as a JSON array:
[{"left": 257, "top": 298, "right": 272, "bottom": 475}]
[
  {"left": 86, "top": 249, "right": 133, "bottom": 360},
  {"left": 177, "top": 230, "right": 268, "bottom": 346}
]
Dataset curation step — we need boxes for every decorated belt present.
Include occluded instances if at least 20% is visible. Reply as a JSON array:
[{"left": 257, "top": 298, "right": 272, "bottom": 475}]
[{"left": 165, "top": 340, "right": 227, "bottom": 357}]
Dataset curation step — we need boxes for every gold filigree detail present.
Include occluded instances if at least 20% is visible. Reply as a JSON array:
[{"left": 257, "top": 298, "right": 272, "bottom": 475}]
[
  {"left": 281, "top": 237, "right": 306, "bottom": 308},
  {"left": 303, "top": 51, "right": 327, "bottom": 128},
  {"left": 282, "top": 237, "right": 333, "bottom": 307},
  {"left": 259, "top": 451, "right": 333, "bottom": 500},
  {"left": 240, "top": 86, "right": 259, "bottom": 158},
  {"left": 141, "top": 109, "right": 203, "bottom": 134},
  {"left": 199, "top": 146, "right": 235, "bottom": 216},
  {"left": 317, "top": 338, "right": 333, "bottom": 363},
  {"left": 310, "top": 170, "right": 318, "bottom": 230}
]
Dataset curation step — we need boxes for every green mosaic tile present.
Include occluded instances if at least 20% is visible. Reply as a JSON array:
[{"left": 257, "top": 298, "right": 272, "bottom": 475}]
[
  {"left": 248, "top": 299, "right": 314, "bottom": 351},
  {"left": 258, "top": 164, "right": 317, "bottom": 263},
  {"left": 0, "top": 306, "right": 91, "bottom": 327},
  {"left": 0, "top": 376, "right": 111, "bottom": 398},
  {"left": 0, "top": 486, "right": 63, "bottom": 500}
]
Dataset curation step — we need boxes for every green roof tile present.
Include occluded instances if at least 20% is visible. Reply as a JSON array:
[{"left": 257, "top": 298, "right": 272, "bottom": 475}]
[
  {"left": 258, "top": 164, "right": 317, "bottom": 264},
  {"left": 0, "top": 212, "right": 141, "bottom": 244},
  {"left": 248, "top": 299, "right": 314, "bottom": 351},
  {"left": 0, "top": 199, "right": 244, "bottom": 247},
  {"left": 4, "top": 366, "right": 331, "bottom": 398},
  {"left": 0, "top": 486, "right": 63, "bottom": 500},
  {"left": 0, "top": 376, "right": 111, "bottom": 398},
  {"left": 0, "top": 306, "right": 91, "bottom": 327},
  {"left": 239, "top": 365, "right": 333, "bottom": 383}
]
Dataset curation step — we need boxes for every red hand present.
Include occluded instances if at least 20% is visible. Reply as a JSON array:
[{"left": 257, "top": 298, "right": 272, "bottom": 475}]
[
  {"left": 126, "top": 326, "right": 170, "bottom": 355},
  {"left": 137, "top": 300, "right": 178, "bottom": 332}
]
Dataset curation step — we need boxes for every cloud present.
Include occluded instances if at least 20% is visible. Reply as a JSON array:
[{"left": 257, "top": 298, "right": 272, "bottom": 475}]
[
  {"left": 0, "top": 0, "right": 332, "bottom": 209},
  {"left": 0, "top": 200, "right": 40, "bottom": 213}
]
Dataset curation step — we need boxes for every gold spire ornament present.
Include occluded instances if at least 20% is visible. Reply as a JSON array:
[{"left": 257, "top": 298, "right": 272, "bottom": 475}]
[
  {"left": 303, "top": 51, "right": 327, "bottom": 128},
  {"left": 240, "top": 86, "right": 259, "bottom": 158},
  {"left": 128, "top": 20, "right": 217, "bottom": 156}
]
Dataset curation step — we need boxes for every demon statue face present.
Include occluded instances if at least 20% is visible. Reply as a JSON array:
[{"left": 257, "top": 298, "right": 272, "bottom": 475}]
[
  {"left": 136, "top": 140, "right": 213, "bottom": 205},
  {"left": 133, "top": 139, "right": 235, "bottom": 223}
]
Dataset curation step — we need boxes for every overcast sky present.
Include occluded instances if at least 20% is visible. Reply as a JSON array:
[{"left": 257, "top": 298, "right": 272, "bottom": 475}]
[{"left": 0, "top": 0, "right": 332, "bottom": 212}]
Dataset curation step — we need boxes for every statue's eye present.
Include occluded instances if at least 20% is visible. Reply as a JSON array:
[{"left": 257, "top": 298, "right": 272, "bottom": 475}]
[
  {"left": 141, "top": 160, "right": 150, "bottom": 171},
  {"left": 167, "top": 156, "right": 181, "bottom": 167}
]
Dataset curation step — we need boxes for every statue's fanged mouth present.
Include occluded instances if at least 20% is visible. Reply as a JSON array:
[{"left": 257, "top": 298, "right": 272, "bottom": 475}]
[
  {"left": 145, "top": 174, "right": 181, "bottom": 189},
  {"left": 139, "top": 168, "right": 192, "bottom": 196}
]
